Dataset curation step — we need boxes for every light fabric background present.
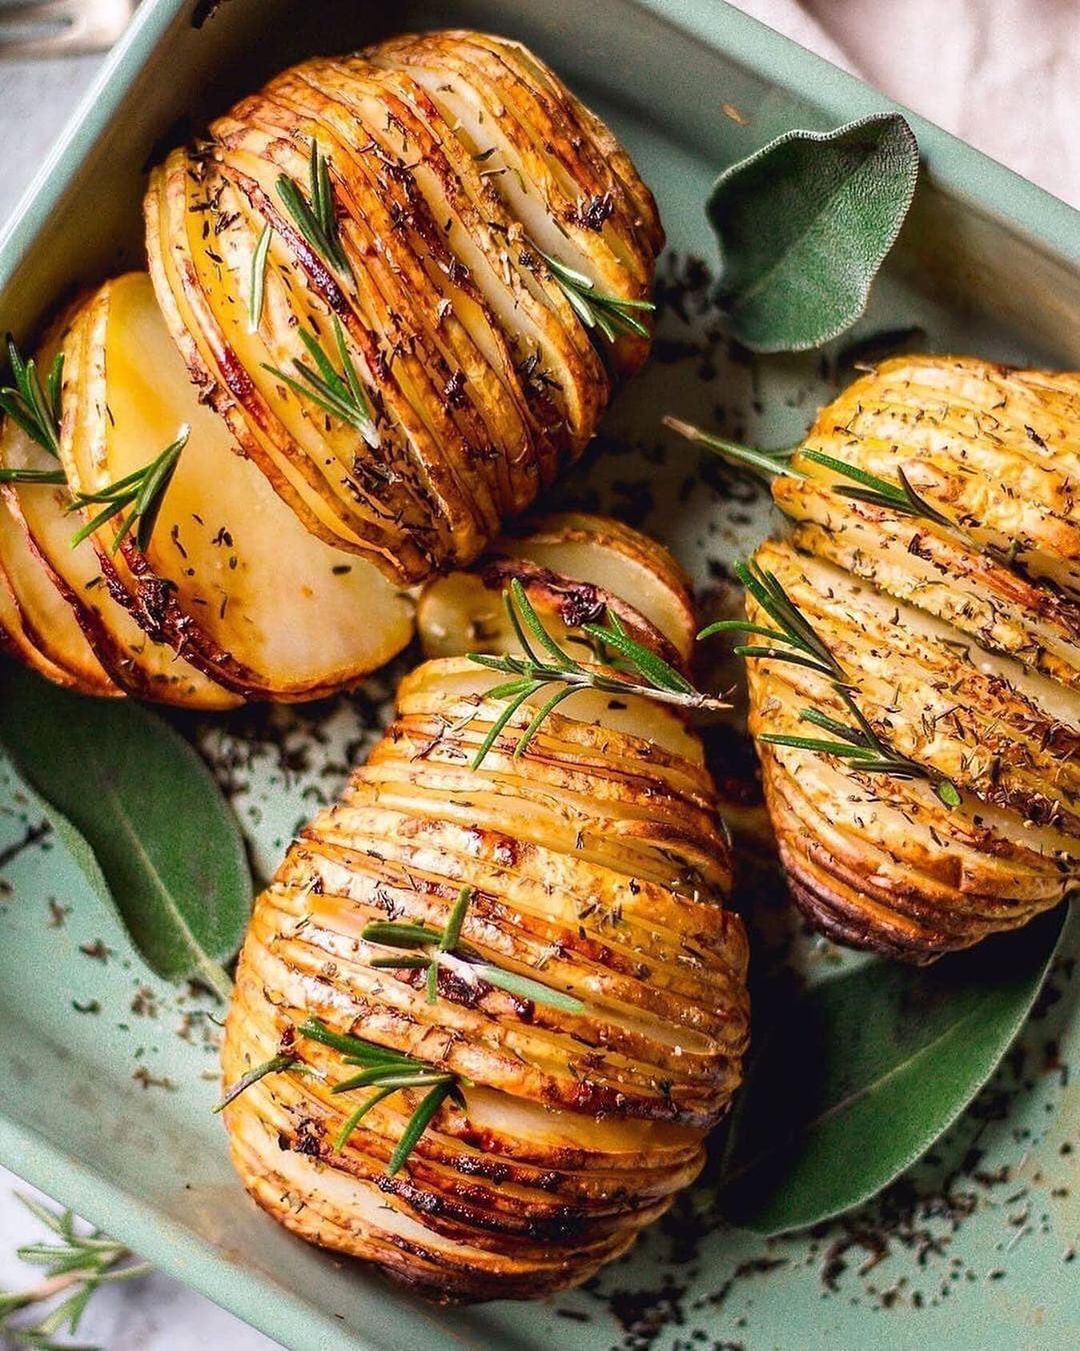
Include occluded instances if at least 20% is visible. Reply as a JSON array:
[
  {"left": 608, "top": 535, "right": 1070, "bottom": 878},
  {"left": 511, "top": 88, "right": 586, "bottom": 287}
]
[{"left": 0, "top": 1, "right": 1076, "bottom": 1347}]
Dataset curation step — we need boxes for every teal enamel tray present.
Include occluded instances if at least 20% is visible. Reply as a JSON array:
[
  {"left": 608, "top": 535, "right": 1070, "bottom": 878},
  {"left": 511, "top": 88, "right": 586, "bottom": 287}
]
[{"left": 0, "top": 2, "right": 1077, "bottom": 1347}]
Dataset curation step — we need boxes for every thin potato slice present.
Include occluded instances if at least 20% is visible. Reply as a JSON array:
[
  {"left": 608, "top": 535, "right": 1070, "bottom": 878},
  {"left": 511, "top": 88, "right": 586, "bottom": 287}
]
[
  {"left": 72, "top": 273, "right": 414, "bottom": 700},
  {"left": 147, "top": 157, "right": 382, "bottom": 560}
]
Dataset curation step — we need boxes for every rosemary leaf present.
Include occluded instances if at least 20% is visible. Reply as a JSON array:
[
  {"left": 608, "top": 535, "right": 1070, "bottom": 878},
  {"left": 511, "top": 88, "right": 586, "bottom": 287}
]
[
  {"left": 263, "top": 319, "right": 377, "bottom": 447},
  {"left": 510, "top": 577, "right": 575, "bottom": 667},
  {"left": 733, "top": 559, "right": 844, "bottom": 681},
  {"left": 440, "top": 885, "right": 473, "bottom": 953},
  {"left": 68, "top": 427, "right": 189, "bottom": 554},
  {"left": 582, "top": 618, "right": 693, "bottom": 693},
  {"left": 298, "top": 1016, "right": 417, "bottom": 1066},
  {"left": 0, "top": 467, "right": 66, "bottom": 485},
  {"left": 472, "top": 963, "right": 585, "bottom": 1013},
  {"left": 425, "top": 956, "right": 440, "bottom": 1004},
  {"left": 248, "top": 221, "right": 272, "bottom": 332},
  {"left": 362, "top": 920, "right": 440, "bottom": 948},
  {"left": 471, "top": 680, "right": 543, "bottom": 769},
  {"left": 513, "top": 685, "right": 578, "bottom": 759},
  {"left": 698, "top": 619, "right": 793, "bottom": 643},
  {"left": 214, "top": 1053, "right": 300, "bottom": 1113},
  {"left": 387, "top": 1079, "right": 458, "bottom": 1176},
  {"left": 332, "top": 1067, "right": 453, "bottom": 1094},
  {"left": 539, "top": 249, "right": 654, "bottom": 340},
  {"left": 369, "top": 954, "right": 432, "bottom": 970},
  {"left": 275, "top": 139, "right": 352, "bottom": 279}
]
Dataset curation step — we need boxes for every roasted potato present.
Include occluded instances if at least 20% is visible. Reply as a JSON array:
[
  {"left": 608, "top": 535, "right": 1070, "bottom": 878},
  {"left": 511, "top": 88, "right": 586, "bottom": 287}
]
[
  {"left": 221, "top": 535, "right": 747, "bottom": 1301},
  {"left": 146, "top": 30, "right": 661, "bottom": 581},
  {"left": 1, "top": 30, "right": 661, "bottom": 706},
  {"left": 735, "top": 357, "right": 1079, "bottom": 959}
]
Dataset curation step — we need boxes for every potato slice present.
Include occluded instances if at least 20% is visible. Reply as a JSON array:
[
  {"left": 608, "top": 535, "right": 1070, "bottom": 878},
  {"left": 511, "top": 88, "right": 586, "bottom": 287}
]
[
  {"left": 64, "top": 273, "right": 414, "bottom": 701},
  {"left": 495, "top": 512, "right": 697, "bottom": 659},
  {"left": 146, "top": 158, "right": 382, "bottom": 561},
  {"left": 0, "top": 521, "right": 97, "bottom": 692},
  {"left": 0, "top": 470, "right": 113, "bottom": 697}
]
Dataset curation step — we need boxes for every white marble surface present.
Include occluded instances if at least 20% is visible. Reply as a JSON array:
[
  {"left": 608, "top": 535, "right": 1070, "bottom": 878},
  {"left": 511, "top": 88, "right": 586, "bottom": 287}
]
[{"left": 0, "top": 3, "right": 1076, "bottom": 1349}]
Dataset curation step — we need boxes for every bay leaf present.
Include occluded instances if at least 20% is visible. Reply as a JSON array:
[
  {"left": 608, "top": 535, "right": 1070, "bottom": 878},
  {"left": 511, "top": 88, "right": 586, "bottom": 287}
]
[
  {"left": 718, "top": 903, "right": 1068, "bottom": 1234},
  {"left": 708, "top": 113, "right": 919, "bottom": 352},
  {"left": 0, "top": 663, "right": 249, "bottom": 999}
]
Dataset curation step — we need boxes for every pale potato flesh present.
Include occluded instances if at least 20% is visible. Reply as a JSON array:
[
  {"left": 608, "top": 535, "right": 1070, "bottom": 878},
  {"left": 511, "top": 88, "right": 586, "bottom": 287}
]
[{"left": 68, "top": 274, "right": 414, "bottom": 700}]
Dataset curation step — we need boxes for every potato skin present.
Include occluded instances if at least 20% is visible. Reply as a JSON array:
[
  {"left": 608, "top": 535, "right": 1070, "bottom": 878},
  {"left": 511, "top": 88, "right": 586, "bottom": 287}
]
[
  {"left": 743, "top": 356, "right": 1080, "bottom": 960},
  {"left": 221, "top": 660, "right": 747, "bottom": 1301}
]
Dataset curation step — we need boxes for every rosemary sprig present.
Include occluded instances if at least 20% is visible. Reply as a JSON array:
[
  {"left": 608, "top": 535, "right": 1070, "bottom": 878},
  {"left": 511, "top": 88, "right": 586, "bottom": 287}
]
[
  {"left": 663, "top": 415, "right": 952, "bottom": 528},
  {"left": 248, "top": 221, "right": 272, "bottom": 332},
  {"left": 467, "top": 579, "right": 727, "bottom": 768},
  {"left": 68, "top": 428, "right": 188, "bottom": 554},
  {"left": 215, "top": 1017, "right": 464, "bottom": 1174},
  {"left": 263, "top": 315, "right": 378, "bottom": 448},
  {"left": 303, "top": 1018, "right": 465, "bottom": 1170},
  {"left": 799, "top": 448, "right": 952, "bottom": 527},
  {"left": 0, "top": 1193, "right": 151, "bottom": 1349},
  {"left": 0, "top": 337, "right": 63, "bottom": 458},
  {"left": 760, "top": 689, "right": 962, "bottom": 807},
  {"left": 700, "top": 559, "right": 961, "bottom": 807},
  {"left": 363, "top": 885, "right": 586, "bottom": 1014},
  {"left": 700, "top": 560, "right": 847, "bottom": 682},
  {"left": 539, "top": 250, "right": 654, "bottom": 341},
  {"left": 276, "top": 139, "right": 353, "bottom": 280}
]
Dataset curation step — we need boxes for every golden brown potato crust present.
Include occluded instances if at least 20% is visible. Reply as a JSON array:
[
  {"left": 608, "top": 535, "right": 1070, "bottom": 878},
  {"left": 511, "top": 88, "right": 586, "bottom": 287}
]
[
  {"left": 746, "top": 356, "right": 1080, "bottom": 960},
  {"left": 147, "top": 30, "right": 663, "bottom": 583},
  {"left": 222, "top": 661, "right": 748, "bottom": 1301}
]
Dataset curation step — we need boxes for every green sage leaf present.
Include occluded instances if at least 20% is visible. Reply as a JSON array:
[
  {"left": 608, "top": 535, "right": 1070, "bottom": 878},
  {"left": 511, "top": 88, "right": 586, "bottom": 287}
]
[
  {"left": 719, "top": 903, "right": 1068, "bottom": 1234},
  {"left": 0, "top": 664, "right": 250, "bottom": 999},
  {"left": 707, "top": 113, "right": 919, "bottom": 352}
]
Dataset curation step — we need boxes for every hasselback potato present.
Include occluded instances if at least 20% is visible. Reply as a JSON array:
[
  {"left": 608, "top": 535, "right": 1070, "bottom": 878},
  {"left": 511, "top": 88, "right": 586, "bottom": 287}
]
[
  {"left": 220, "top": 519, "right": 749, "bottom": 1300},
  {"left": 724, "top": 357, "right": 1079, "bottom": 959},
  {"left": 0, "top": 31, "right": 661, "bottom": 704},
  {"left": 146, "top": 28, "right": 661, "bottom": 581}
]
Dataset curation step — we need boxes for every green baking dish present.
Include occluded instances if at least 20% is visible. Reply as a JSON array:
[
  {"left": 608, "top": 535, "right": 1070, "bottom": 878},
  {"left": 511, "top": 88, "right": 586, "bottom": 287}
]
[{"left": 0, "top": 1, "right": 1076, "bottom": 1346}]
